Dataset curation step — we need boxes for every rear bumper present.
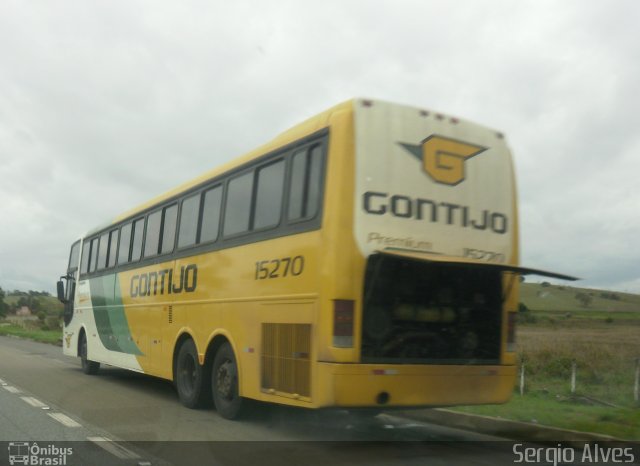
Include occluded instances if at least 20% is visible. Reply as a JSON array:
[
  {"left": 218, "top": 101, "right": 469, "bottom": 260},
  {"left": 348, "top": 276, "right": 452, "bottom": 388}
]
[{"left": 315, "top": 362, "right": 517, "bottom": 408}]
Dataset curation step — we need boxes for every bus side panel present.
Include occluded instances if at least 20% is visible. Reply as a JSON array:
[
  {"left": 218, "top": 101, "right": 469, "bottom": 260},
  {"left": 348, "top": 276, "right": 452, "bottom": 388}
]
[{"left": 160, "top": 231, "right": 322, "bottom": 400}]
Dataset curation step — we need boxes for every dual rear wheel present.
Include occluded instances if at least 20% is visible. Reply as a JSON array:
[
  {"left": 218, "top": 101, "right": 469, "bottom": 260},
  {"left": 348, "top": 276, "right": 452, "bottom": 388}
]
[{"left": 175, "top": 340, "right": 242, "bottom": 419}]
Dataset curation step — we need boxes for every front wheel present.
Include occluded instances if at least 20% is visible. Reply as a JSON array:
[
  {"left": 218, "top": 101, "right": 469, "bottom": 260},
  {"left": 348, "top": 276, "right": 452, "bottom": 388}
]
[
  {"left": 79, "top": 332, "right": 100, "bottom": 375},
  {"left": 212, "top": 342, "right": 243, "bottom": 419}
]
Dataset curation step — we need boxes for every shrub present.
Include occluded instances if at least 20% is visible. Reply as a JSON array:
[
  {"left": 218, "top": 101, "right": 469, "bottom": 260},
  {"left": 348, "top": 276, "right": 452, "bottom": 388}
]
[{"left": 45, "top": 316, "right": 60, "bottom": 329}]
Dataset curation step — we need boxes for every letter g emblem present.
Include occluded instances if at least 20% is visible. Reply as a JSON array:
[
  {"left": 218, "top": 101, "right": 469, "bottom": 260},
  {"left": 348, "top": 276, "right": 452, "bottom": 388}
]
[
  {"left": 421, "top": 135, "right": 486, "bottom": 185},
  {"left": 399, "top": 135, "right": 487, "bottom": 186}
]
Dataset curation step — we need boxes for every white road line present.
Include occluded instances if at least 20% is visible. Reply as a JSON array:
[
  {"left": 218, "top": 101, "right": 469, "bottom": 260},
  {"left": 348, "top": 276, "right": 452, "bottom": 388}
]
[
  {"left": 20, "top": 396, "right": 48, "bottom": 408},
  {"left": 3, "top": 385, "right": 20, "bottom": 394},
  {"left": 87, "top": 436, "right": 140, "bottom": 460},
  {"left": 48, "top": 412, "right": 82, "bottom": 428}
]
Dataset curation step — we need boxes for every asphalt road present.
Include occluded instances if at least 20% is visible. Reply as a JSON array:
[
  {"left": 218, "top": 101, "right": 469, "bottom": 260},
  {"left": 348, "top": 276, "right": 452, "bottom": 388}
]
[{"left": 0, "top": 335, "right": 523, "bottom": 466}]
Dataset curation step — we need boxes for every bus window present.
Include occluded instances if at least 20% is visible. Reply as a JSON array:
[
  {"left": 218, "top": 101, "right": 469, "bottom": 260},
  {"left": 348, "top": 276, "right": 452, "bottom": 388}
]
[
  {"left": 306, "top": 145, "right": 323, "bottom": 218},
  {"left": 144, "top": 210, "right": 162, "bottom": 258},
  {"left": 178, "top": 193, "right": 200, "bottom": 249},
  {"left": 118, "top": 223, "right": 132, "bottom": 264},
  {"left": 131, "top": 218, "right": 144, "bottom": 262},
  {"left": 80, "top": 240, "right": 90, "bottom": 274},
  {"left": 68, "top": 241, "right": 80, "bottom": 272},
  {"left": 97, "top": 232, "right": 109, "bottom": 270},
  {"left": 223, "top": 172, "right": 253, "bottom": 237},
  {"left": 254, "top": 160, "right": 285, "bottom": 230},
  {"left": 89, "top": 237, "right": 99, "bottom": 272},
  {"left": 107, "top": 229, "right": 119, "bottom": 268},
  {"left": 200, "top": 186, "right": 222, "bottom": 243},
  {"left": 161, "top": 204, "right": 178, "bottom": 254},
  {"left": 288, "top": 145, "right": 323, "bottom": 221}
]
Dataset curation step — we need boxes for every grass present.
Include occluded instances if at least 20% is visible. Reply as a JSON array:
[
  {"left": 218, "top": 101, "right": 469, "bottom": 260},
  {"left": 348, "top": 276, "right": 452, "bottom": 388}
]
[
  {"left": 0, "top": 323, "right": 62, "bottom": 345},
  {"left": 455, "top": 392, "right": 640, "bottom": 440}
]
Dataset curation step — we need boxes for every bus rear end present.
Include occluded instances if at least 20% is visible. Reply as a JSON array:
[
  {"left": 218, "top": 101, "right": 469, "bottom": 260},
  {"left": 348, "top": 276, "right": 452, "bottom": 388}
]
[{"left": 318, "top": 99, "right": 519, "bottom": 409}]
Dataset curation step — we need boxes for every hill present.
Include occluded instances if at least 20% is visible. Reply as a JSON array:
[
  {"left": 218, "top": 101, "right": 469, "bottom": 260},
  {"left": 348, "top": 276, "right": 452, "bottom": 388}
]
[
  {"left": 4, "top": 292, "right": 63, "bottom": 315},
  {"left": 520, "top": 282, "right": 640, "bottom": 313}
]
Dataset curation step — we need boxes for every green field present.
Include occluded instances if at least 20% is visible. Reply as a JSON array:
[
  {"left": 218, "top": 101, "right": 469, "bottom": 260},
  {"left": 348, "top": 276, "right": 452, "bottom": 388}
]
[{"left": 0, "top": 323, "right": 62, "bottom": 345}]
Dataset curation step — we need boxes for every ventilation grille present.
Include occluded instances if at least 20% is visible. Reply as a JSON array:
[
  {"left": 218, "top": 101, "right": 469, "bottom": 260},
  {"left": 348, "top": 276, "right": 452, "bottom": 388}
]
[
  {"left": 261, "top": 323, "right": 311, "bottom": 398},
  {"left": 168, "top": 305, "right": 173, "bottom": 324}
]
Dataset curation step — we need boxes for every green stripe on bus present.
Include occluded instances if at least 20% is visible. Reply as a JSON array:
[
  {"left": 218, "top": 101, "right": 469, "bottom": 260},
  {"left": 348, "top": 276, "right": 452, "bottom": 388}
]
[{"left": 90, "top": 275, "right": 143, "bottom": 356}]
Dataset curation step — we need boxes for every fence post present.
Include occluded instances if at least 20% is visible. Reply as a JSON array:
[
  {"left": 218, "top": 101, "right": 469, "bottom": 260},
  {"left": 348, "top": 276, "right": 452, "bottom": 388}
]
[
  {"left": 634, "top": 358, "right": 639, "bottom": 404},
  {"left": 571, "top": 360, "right": 577, "bottom": 395},
  {"left": 520, "top": 359, "right": 525, "bottom": 396}
]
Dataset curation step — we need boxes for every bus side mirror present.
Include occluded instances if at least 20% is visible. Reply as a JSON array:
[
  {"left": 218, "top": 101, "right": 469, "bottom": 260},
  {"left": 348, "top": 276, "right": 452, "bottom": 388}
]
[{"left": 57, "top": 280, "right": 67, "bottom": 304}]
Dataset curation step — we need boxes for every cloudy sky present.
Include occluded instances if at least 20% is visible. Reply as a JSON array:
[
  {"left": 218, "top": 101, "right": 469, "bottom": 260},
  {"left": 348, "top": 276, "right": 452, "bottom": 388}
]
[{"left": 0, "top": 0, "right": 638, "bottom": 294}]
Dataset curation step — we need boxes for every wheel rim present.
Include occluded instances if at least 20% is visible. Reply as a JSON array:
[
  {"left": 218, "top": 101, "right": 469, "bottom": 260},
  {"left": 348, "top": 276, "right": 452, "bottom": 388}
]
[{"left": 216, "top": 360, "right": 235, "bottom": 401}]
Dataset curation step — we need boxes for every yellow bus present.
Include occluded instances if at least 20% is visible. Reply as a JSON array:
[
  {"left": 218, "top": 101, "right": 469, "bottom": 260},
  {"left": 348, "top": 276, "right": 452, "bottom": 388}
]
[{"left": 57, "top": 98, "right": 575, "bottom": 419}]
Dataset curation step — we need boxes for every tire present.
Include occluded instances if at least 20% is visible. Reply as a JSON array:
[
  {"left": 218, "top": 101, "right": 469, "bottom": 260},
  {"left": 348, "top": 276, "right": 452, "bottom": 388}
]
[
  {"left": 212, "top": 342, "right": 243, "bottom": 420},
  {"left": 175, "top": 339, "right": 211, "bottom": 409},
  {"left": 79, "top": 332, "right": 100, "bottom": 375}
]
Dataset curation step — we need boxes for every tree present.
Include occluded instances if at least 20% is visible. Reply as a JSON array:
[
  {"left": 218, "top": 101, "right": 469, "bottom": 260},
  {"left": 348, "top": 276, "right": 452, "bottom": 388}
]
[
  {"left": 575, "top": 292, "right": 592, "bottom": 308},
  {"left": 0, "top": 287, "right": 8, "bottom": 318},
  {"left": 29, "top": 297, "right": 41, "bottom": 312}
]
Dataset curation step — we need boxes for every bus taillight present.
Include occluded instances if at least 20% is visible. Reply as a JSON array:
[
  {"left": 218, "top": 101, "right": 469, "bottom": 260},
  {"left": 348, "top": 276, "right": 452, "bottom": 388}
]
[
  {"left": 333, "top": 299, "right": 354, "bottom": 348},
  {"left": 507, "top": 312, "right": 516, "bottom": 352}
]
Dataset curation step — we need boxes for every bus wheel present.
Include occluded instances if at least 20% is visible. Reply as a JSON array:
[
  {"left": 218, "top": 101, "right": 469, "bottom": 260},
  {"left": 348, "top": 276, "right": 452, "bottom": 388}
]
[
  {"left": 79, "top": 332, "right": 100, "bottom": 375},
  {"left": 212, "top": 342, "right": 243, "bottom": 420},
  {"left": 175, "top": 339, "right": 210, "bottom": 409}
]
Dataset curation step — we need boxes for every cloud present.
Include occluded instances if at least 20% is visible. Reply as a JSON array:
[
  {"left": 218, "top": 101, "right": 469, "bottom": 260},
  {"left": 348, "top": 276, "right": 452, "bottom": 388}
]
[{"left": 0, "top": 0, "right": 638, "bottom": 293}]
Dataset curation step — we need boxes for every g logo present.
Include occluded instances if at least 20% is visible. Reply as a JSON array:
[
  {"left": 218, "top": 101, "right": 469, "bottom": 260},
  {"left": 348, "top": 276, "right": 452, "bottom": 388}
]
[{"left": 399, "top": 135, "right": 487, "bottom": 186}]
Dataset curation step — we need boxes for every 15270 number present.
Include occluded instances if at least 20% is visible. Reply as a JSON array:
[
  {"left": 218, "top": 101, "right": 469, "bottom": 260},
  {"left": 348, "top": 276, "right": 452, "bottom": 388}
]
[{"left": 255, "top": 256, "right": 305, "bottom": 280}]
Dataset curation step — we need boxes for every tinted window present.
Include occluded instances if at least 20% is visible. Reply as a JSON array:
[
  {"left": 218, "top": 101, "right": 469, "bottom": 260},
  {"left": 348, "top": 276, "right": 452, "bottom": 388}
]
[
  {"left": 131, "top": 218, "right": 144, "bottom": 262},
  {"left": 144, "top": 210, "right": 162, "bottom": 258},
  {"left": 108, "top": 229, "right": 119, "bottom": 268},
  {"left": 223, "top": 172, "right": 253, "bottom": 237},
  {"left": 178, "top": 194, "right": 200, "bottom": 249},
  {"left": 68, "top": 242, "right": 80, "bottom": 272},
  {"left": 161, "top": 204, "right": 178, "bottom": 254},
  {"left": 97, "top": 232, "right": 109, "bottom": 270},
  {"left": 254, "top": 160, "right": 285, "bottom": 230},
  {"left": 89, "top": 237, "right": 99, "bottom": 272},
  {"left": 201, "top": 186, "right": 222, "bottom": 243},
  {"left": 118, "top": 223, "right": 132, "bottom": 264},
  {"left": 80, "top": 241, "right": 91, "bottom": 274},
  {"left": 288, "top": 149, "right": 306, "bottom": 220},
  {"left": 288, "top": 145, "right": 323, "bottom": 221},
  {"left": 306, "top": 145, "right": 323, "bottom": 218}
]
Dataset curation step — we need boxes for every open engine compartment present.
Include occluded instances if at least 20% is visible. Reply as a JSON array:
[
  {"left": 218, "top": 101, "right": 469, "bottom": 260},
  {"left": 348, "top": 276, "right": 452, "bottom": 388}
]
[{"left": 361, "top": 254, "right": 503, "bottom": 364}]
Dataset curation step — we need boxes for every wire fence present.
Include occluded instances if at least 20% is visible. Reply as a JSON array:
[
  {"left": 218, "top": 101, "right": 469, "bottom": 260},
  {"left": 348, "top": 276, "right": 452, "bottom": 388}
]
[{"left": 517, "top": 355, "right": 640, "bottom": 408}]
